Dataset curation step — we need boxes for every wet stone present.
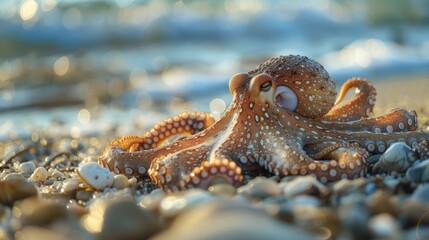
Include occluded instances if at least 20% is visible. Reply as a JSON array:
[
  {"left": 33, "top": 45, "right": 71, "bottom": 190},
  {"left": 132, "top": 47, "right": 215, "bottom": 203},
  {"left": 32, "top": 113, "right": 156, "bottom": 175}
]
[
  {"left": 293, "top": 206, "right": 340, "bottom": 239},
  {"left": 159, "top": 189, "right": 214, "bottom": 221},
  {"left": 367, "top": 190, "right": 397, "bottom": 216},
  {"left": 281, "top": 175, "right": 330, "bottom": 199},
  {"left": 0, "top": 178, "right": 37, "bottom": 207},
  {"left": 397, "top": 199, "right": 429, "bottom": 227},
  {"left": 411, "top": 184, "right": 429, "bottom": 204},
  {"left": 237, "top": 177, "right": 281, "bottom": 200},
  {"left": 95, "top": 200, "right": 162, "bottom": 240},
  {"left": 208, "top": 183, "right": 236, "bottom": 198},
  {"left": 339, "top": 196, "right": 371, "bottom": 240},
  {"left": 11, "top": 197, "right": 69, "bottom": 229},
  {"left": 112, "top": 174, "right": 129, "bottom": 190},
  {"left": 76, "top": 190, "right": 94, "bottom": 202},
  {"left": 369, "top": 213, "right": 400, "bottom": 239},
  {"left": 377, "top": 142, "right": 418, "bottom": 173},
  {"left": 152, "top": 200, "right": 314, "bottom": 240},
  {"left": 262, "top": 196, "right": 294, "bottom": 223},
  {"left": 406, "top": 159, "right": 429, "bottom": 183},
  {"left": 138, "top": 189, "right": 166, "bottom": 214},
  {"left": 19, "top": 162, "right": 36, "bottom": 174}
]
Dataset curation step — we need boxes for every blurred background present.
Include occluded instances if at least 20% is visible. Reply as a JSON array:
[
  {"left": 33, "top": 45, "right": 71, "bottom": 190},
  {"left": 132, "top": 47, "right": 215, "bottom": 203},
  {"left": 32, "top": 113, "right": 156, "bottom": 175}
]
[{"left": 1, "top": 0, "right": 429, "bottom": 140}]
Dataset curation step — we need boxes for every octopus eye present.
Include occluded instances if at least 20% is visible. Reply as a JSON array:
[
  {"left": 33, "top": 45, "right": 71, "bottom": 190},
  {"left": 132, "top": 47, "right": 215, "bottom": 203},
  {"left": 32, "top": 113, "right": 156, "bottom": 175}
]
[{"left": 260, "top": 81, "right": 272, "bottom": 92}]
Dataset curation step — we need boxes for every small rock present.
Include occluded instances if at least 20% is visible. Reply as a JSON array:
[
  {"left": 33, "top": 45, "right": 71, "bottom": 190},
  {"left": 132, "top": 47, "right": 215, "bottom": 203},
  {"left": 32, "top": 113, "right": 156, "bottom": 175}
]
[
  {"left": 48, "top": 169, "right": 64, "bottom": 179},
  {"left": 406, "top": 159, "right": 429, "bottom": 183},
  {"left": 237, "top": 177, "right": 281, "bottom": 199},
  {"left": 411, "top": 184, "right": 429, "bottom": 204},
  {"left": 152, "top": 201, "right": 313, "bottom": 240},
  {"left": 159, "top": 189, "right": 214, "bottom": 221},
  {"left": 112, "top": 174, "right": 129, "bottom": 190},
  {"left": 262, "top": 196, "right": 294, "bottom": 223},
  {"left": 75, "top": 190, "right": 94, "bottom": 202},
  {"left": 3, "top": 173, "right": 25, "bottom": 181},
  {"left": 138, "top": 189, "right": 166, "bottom": 214},
  {"left": 208, "top": 183, "right": 236, "bottom": 198},
  {"left": 369, "top": 213, "right": 400, "bottom": 239},
  {"left": 290, "top": 195, "right": 320, "bottom": 208},
  {"left": 11, "top": 197, "right": 69, "bottom": 229},
  {"left": 293, "top": 206, "right": 340, "bottom": 239},
  {"left": 377, "top": 142, "right": 417, "bottom": 172},
  {"left": 19, "top": 162, "right": 36, "bottom": 174},
  {"left": 29, "top": 167, "right": 48, "bottom": 183},
  {"left": 281, "top": 175, "right": 330, "bottom": 199},
  {"left": 61, "top": 179, "right": 79, "bottom": 193},
  {"left": 94, "top": 200, "right": 162, "bottom": 240},
  {"left": 0, "top": 178, "right": 37, "bottom": 207},
  {"left": 367, "top": 190, "right": 396, "bottom": 216},
  {"left": 339, "top": 196, "right": 371, "bottom": 239},
  {"left": 77, "top": 162, "right": 113, "bottom": 190},
  {"left": 397, "top": 199, "right": 429, "bottom": 227}
]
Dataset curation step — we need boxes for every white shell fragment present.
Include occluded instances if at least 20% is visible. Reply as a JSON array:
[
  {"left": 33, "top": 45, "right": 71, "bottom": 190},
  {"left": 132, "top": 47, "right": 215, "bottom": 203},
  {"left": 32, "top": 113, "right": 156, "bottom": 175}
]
[
  {"left": 78, "top": 162, "right": 114, "bottom": 191},
  {"left": 29, "top": 167, "right": 48, "bottom": 182},
  {"left": 378, "top": 142, "right": 418, "bottom": 172}
]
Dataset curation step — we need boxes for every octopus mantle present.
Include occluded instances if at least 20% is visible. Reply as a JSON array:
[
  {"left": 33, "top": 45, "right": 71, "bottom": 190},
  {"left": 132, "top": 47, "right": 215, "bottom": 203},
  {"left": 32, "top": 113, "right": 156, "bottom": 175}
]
[{"left": 99, "top": 55, "right": 429, "bottom": 192}]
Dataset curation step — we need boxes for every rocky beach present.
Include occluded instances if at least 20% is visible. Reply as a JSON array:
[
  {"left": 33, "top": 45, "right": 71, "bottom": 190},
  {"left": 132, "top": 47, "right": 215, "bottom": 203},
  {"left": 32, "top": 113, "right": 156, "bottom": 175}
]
[
  {"left": 1, "top": 75, "right": 429, "bottom": 240},
  {"left": 1, "top": 1, "right": 429, "bottom": 239}
]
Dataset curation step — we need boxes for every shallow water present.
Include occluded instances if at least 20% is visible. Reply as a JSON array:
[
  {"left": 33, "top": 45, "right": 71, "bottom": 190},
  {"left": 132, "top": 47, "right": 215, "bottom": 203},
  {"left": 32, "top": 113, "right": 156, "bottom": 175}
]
[{"left": 1, "top": 0, "right": 429, "bottom": 140}]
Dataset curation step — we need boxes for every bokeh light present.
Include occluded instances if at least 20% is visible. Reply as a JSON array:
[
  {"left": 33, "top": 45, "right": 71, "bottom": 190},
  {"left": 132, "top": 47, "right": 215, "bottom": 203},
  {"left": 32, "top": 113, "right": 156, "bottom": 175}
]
[
  {"left": 53, "top": 56, "right": 70, "bottom": 76},
  {"left": 20, "top": 0, "right": 38, "bottom": 21}
]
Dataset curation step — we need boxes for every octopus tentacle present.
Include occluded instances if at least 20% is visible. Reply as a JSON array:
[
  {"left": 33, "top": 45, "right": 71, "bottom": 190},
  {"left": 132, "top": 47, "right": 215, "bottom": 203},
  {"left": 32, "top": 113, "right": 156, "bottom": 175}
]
[
  {"left": 182, "top": 159, "right": 243, "bottom": 190},
  {"left": 98, "top": 112, "right": 215, "bottom": 178},
  {"left": 338, "top": 131, "right": 429, "bottom": 154},
  {"left": 268, "top": 144, "right": 368, "bottom": 183},
  {"left": 322, "top": 78, "right": 376, "bottom": 122},
  {"left": 319, "top": 108, "right": 418, "bottom": 133}
]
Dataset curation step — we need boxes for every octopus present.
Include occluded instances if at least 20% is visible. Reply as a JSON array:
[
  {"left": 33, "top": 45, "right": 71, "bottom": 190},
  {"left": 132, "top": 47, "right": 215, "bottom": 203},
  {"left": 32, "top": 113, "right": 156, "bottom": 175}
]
[{"left": 99, "top": 55, "right": 429, "bottom": 192}]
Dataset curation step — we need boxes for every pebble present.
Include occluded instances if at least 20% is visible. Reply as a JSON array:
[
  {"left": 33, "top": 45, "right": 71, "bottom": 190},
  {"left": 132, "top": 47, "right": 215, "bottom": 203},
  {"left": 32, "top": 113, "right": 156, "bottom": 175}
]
[
  {"left": 406, "top": 159, "right": 429, "bottom": 183},
  {"left": 411, "top": 184, "right": 429, "bottom": 204},
  {"left": 29, "top": 167, "right": 48, "bottom": 183},
  {"left": 281, "top": 175, "right": 330, "bottom": 199},
  {"left": 0, "top": 178, "right": 37, "bottom": 207},
  {"left": 237, "top": 177, "right": 281, "bottom": 199},
  {"left": 338, "top": 196, "right": 371, "bottom": 239},
  {"left": 293, "top": 206, "right": 340, "bottom": 239},
  {"left": 48, "top": 168, "right": 64, "bottom": 179},
  {"left": 94, "top": 200, "right": 162, "bottom": 240},
  {"left": 208, "top": 183, "right": 236, "bottom": 198},
  {"left": 75, "top": 190, "right": 94, "bottom": 202},
  {"left": 77, "top": 162, "right": 113, "bottom": 190},
  {"left": 152, "top": 200, "right": 314, "bottom": 240},
  {"left": 3, "top": 173, "right": 25, "bottom": 181},
  {"left": 138, "top": 189, "right": 166, "bottom": 214},
  {"left": 112, "top": 174, "right": 129, "bottom": 190},
  {"left": 367, "top": 190, "right": 396, "bottom": 216},
  {"left": 11, "top": 197, "right": 69, "bottom": 229},
  {"left": 397, "top": 199, "right": 429, "bottom": 227},
  {"left": 61, "top": 179, "right": 79, "bottom": 193},
  {"left": 159, "top": 189, "right": 214, "bottom": 221},
  {"left": 19, "top": 162, "right": 36, "bottom": 174},
  {"left": 377, "top": 142, "right": 418, "bottom": 172},
  {"left": 262, "top": 196, "right": 294, "bottom": 223},
  {"left": 369, "top": 213, "right": 400, "bottom": 239}
]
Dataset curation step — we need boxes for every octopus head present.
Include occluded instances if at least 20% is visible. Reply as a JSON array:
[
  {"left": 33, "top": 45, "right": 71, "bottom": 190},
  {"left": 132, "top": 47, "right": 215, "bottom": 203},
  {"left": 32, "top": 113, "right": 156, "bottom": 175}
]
[{"left": 232, "top": 55, "right": 337, "bottom": 118}]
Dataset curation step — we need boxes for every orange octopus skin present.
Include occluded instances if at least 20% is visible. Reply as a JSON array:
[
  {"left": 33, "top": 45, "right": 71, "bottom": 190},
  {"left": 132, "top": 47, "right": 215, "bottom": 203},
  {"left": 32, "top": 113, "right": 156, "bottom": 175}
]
[{"left": 98, "top": 55, "right": 429, "bottom": 192}]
